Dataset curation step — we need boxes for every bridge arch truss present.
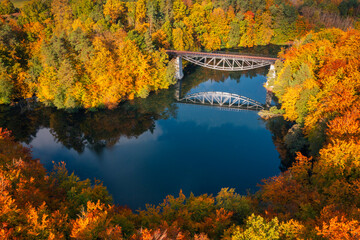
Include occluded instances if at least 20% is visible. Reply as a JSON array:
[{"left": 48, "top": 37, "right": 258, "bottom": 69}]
[
  {"left": 182, "top": 55, "right": 272, "bottom": 71},
  {"left": 180, "top": 92, "right": 264, "bottom": 110},
  {"left": 166, "top": 50, "right": 278, "bottom": 72}
]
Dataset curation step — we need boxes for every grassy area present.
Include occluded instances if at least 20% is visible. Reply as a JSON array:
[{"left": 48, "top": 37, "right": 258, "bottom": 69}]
[{"left": 12, "top": 0, "right": 28, "bottom": 8}]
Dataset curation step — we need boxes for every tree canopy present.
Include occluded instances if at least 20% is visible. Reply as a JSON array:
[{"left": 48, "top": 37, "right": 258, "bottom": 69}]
[{"left": 2, "top": 0, "right": 357, "bottom": 109}]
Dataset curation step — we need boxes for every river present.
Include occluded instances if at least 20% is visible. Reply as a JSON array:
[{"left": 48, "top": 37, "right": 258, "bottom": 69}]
[{"left": 0, "top": 64, "right": 282, "bottom": 210}]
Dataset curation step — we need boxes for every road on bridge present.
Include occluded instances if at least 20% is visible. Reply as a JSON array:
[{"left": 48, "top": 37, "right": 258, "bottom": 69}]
[{"left": 166, "top": 50, "right": 279, "bottom": 62}]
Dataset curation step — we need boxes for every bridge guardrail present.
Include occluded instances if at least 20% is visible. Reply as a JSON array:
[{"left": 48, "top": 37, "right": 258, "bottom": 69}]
[{"left": 166, "top": 50, "right": 279, "bottom": 62}]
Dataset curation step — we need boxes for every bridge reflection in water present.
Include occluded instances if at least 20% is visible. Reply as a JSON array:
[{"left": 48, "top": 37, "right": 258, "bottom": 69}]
[
  {"left": 175, "top": 81, "right": 273, "bottom": 111},
  {"left": 169, "top": 50, "right": 277, "bottom": 110},
  {"left": 180, "top": 92, "right": 264, "bottom": 110}
]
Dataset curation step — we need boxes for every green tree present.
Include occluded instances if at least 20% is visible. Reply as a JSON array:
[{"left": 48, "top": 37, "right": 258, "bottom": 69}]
[
  {"left": 232, "top": 214, "right": 304, "bottom": 240},
  {"left": 216, "top": 188, "right": 252, "bottom": 224},
  {"left": 0, "top": 65, "right": 13, "bottom": 104},
  {"left": 173, "top": 0, "right": 187, "bottom": 22},
  {"left": 135, "top": 0, "right": 147, "bottom": 27},
  {"left": 0, "top": 0, "right": 15, "bottom": 15},
  {"left": 255, "top": 11, "right": 273, "bottom": 45}
]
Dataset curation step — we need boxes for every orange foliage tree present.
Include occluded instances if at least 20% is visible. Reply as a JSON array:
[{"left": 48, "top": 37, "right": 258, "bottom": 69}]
[{"left": 258, "top": 28, "right": 360, "bottom": 237}]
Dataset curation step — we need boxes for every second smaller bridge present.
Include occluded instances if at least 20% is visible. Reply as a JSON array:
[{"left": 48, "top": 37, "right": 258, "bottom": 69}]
[{"left": 180, "top": 92, "right": 264, "bottom": 110}]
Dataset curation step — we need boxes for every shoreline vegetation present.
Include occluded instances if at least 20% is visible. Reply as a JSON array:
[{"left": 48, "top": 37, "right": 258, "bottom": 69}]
[
  {"left": 258, "top": 107, "right": 284, "bottom": 120},
  {"left": 1, "top": 0, "right": 358, "bottom": 110},
  {"left": 1, "top": 28, "right": 360, "bottom": 239},
  {"left": 1, "top": 0, "right": 360, "bottom": 238}
]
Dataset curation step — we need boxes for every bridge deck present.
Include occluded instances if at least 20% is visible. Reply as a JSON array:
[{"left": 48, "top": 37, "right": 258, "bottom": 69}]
[{"left": 166, "top": 50, "right": 278, "bottom": 62}]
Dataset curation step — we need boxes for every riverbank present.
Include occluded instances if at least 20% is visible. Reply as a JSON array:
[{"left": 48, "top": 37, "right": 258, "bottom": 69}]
[{"left": 258, "top": 105, "right": 284, "bottom": 120}]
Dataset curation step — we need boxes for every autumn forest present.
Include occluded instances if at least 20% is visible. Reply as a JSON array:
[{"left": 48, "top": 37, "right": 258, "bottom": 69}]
[{"left": 1, "top": 0, "right": 360, "bottom": 238}]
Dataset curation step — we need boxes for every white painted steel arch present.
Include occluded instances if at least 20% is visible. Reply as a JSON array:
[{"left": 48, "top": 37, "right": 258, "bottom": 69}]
[
  {"left": 180, "top": 92, "right": 264, "bottom": 110},
  {"left": 166, "top": 50, "right": 278, "bottom": 72},
  {"left": 182, "top": 55, "right": 272, "bottom": 71}
]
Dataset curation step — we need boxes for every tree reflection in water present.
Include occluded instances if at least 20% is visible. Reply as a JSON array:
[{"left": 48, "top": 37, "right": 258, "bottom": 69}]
[
  {"left": 0, "top": 58, "right": 301, "bottom": 170},
  {"left": 0, "top": 87, "right": 178, "bottom": 154}
]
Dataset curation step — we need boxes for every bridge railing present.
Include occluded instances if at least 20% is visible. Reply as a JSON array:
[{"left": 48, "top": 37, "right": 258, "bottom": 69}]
[
  {"left": 166, "top": 48, "right": 281, "bottom": 58},
  {"left": 203, "top": 50, "right": 279, "bottom": 59},
  {"left": 166, "top": 50, "right": 279, "bottom": 62}
]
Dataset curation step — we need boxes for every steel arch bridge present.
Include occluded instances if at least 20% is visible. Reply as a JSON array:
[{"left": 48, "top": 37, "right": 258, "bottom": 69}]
[
  {"left": 179, "top": 92, "right": 264, "bottom": 110},
  {"left": 167, "top": 50, "right": 277, "bottom": 72}
]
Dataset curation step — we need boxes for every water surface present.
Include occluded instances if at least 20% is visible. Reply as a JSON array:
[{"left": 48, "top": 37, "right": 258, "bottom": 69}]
[{"left": 1, "top": 66, "right": 280, "bottom": 210}]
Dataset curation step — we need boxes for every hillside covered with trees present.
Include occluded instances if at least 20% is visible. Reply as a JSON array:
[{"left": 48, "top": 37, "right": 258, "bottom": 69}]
[
  {"left": 1, "top": 26, "right": 360, "bottom": 240},
  {"left": 261, "top": 28, "right": 360, "bottom": 239},
  {"left": 0, "top": 0, "right": 359, "bottom": 109},
  {"left": 1, "top": 0, "right": 360, "bottom": 239}
]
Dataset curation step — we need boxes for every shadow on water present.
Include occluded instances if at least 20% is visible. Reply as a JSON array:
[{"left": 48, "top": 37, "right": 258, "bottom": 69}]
[
  {"left": 263, "top": 116, "right": 310, "bottom": 171},
  {"left": 0, "top": 63, "right": 298, "bottom": 168},
  {"left": 0, "top": 55, "right": 304, "bottom": 209},
  {"left": 180, "top": 64, "right": 270, "bottom": 99},
  {"left": 0, "top": 88, "right": 178, "bottom": 154}
]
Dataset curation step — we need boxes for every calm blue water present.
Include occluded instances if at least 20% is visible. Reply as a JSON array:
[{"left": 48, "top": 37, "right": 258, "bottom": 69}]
[{"left": 20, "top": 67, "right": 279, "bottom": 210}]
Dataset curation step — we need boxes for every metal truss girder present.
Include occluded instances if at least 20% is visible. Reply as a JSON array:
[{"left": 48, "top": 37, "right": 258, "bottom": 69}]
[{"left": 182, "top": 56, "right": 270, "bottom": 71}]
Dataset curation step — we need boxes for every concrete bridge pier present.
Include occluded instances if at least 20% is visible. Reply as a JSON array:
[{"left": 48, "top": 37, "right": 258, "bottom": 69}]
[
  {"left": 269, "top": 64, "right": 276, "bottom": 79},
  {"left": 265, "top": 64, "right": 276, "bottom": 89},
  {"left": 175, "top": 56, "right": 184, "bottom": 80}
]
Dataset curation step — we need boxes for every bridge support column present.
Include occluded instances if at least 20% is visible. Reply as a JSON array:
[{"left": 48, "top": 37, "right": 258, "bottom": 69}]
[
  {"left": 264, "top": 65, "right": 276, "bottom": 109},
  {"left": 175, "top": 56, "right": 184, "bottom": 80},
  {"left": 265, "top": 64, "right": 276, "bottom": 89},
  {"left": 269, "top": 64, "right": 276, "bottom": 79}
]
